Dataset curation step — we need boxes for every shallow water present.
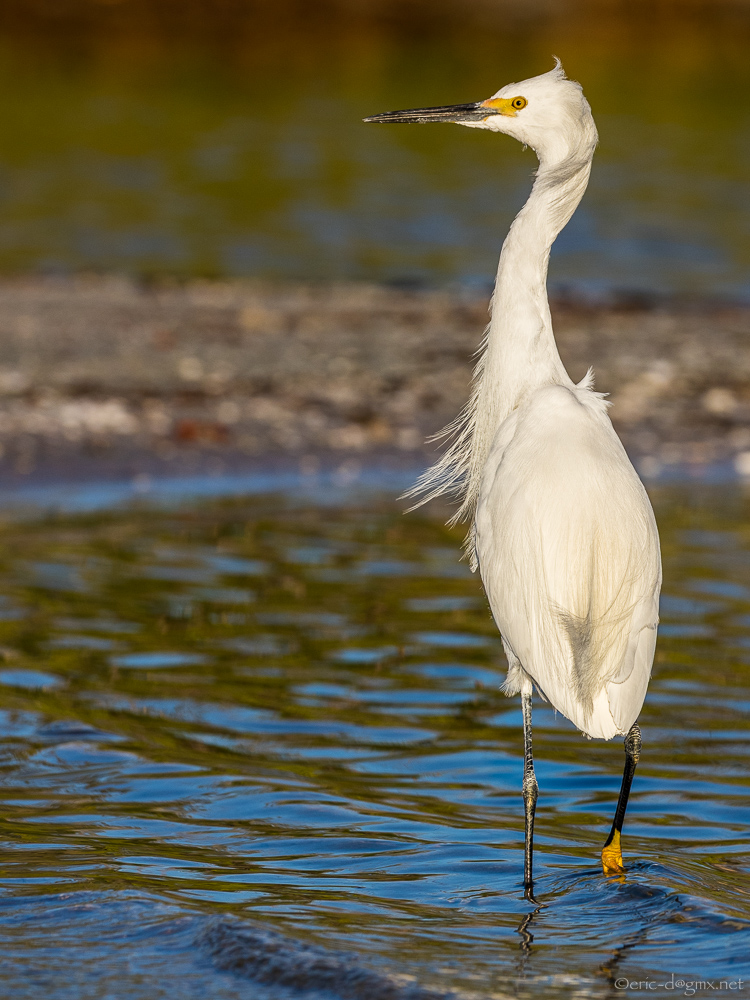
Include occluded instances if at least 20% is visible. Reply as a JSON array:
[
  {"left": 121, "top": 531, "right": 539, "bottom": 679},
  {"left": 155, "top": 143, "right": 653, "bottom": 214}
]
[{"left": 0, "top": 480, "right": 749, "bottom": 998}]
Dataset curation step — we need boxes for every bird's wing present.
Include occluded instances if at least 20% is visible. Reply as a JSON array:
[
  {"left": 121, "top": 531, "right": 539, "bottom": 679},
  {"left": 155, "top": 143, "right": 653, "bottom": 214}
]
[{"left": 475, "top": 383, "right": 661, "bottom": 740}]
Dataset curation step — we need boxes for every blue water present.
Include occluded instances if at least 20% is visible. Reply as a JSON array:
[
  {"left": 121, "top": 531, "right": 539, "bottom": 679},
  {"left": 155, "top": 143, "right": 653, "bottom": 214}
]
[{"left": 0, "top": 476, "right": 748, "bottom": 998}]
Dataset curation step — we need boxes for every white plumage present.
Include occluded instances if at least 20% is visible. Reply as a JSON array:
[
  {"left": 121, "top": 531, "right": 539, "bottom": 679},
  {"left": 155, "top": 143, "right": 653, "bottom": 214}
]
[
  {"left": 399, "top": 62, "right": 662, "bottom": 741},
  {"left": 365, "top": 61, "right": 661, "bottom": 888},
  {"left": 476, "top": 379, "right": 660, "bottom": 739}
]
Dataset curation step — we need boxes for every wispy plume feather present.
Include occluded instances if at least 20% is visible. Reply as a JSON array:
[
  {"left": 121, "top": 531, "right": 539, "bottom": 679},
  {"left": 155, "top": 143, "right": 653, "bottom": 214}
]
[{"left": 403, "top": 313, "right": 492, "bottom": 566}]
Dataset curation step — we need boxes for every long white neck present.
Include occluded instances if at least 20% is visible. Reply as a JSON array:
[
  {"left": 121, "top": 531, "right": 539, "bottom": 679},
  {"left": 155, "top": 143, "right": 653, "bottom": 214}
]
[
  {"left": 405, "top": 148, "right": 594, "bottom": 536},
  {"left": 465, "top": 155, "right": 593, "bottom": 508}
]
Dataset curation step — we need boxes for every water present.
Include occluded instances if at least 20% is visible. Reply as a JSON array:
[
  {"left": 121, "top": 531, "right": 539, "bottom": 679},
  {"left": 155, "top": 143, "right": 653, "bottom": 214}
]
[
  {"left": 0, "top": 5, "right": 749, "bottom": 298},
  {"left": 0, "top": 477, "right": 747, "bottom": 998}
]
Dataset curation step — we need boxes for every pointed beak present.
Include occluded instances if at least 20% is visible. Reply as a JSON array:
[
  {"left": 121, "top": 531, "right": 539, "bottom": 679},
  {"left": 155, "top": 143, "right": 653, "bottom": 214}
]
[{"left": 363, "top": 101, "right": 492, "bottom": 125}]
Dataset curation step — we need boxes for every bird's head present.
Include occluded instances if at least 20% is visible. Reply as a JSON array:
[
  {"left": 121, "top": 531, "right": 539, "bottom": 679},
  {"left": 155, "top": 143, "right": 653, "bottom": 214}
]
[{"left": 364, "top": 61, "right": 597, "bottom": 169}]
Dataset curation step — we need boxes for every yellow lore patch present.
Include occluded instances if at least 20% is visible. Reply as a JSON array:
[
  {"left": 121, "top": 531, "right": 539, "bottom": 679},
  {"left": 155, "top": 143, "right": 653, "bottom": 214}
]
[{"left": 480, "top": 95, "right": 528, "bottom": 117}]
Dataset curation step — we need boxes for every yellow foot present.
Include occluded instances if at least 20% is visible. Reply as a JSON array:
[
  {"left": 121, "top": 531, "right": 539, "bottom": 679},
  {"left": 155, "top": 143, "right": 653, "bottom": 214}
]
[{"left": 601, "top": 829, "right": 625, "bottom": 873}]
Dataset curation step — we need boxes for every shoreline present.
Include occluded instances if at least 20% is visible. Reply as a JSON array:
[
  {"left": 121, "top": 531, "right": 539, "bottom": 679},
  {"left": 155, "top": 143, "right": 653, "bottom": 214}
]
[{"left": 0, "top": 274, "right": 746, "bottom": 486}]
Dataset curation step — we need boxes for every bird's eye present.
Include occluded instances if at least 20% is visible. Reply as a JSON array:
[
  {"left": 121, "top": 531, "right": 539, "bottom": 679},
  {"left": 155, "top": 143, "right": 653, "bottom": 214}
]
[{"left": 511, "top": 97, "right": 527, "bottom": 110}]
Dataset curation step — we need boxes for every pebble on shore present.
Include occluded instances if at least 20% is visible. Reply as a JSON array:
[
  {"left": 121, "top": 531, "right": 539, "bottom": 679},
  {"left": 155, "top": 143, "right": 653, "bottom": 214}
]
[{"left": 0, "top": 275, "right": 746, "bottom": 480}]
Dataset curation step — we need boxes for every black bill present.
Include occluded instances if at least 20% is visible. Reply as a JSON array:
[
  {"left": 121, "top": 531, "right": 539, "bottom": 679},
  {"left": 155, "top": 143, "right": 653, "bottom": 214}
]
[{"left": 363, "top": 102, "right": 488, "bottom": 124}]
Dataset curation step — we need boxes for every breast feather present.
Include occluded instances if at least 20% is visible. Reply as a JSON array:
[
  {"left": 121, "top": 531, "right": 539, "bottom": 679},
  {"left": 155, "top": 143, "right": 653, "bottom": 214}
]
[{"left": 475, "top": 385, "right": 661, "bottom": 737}]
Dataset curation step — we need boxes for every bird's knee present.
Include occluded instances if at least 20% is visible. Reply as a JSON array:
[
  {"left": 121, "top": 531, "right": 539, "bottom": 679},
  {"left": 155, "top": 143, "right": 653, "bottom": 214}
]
[
  {"left": 624, "top": 723, "right": 642, "bottom": 763},
  {"left": 523, "top": 771, "right": 538, "bottom": 804}
]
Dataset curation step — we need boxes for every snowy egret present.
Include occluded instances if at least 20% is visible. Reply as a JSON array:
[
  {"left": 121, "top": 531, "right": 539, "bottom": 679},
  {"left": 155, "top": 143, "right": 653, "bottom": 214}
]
[{"left": 365, "top": 62, "right": 661, "bottom": 899}]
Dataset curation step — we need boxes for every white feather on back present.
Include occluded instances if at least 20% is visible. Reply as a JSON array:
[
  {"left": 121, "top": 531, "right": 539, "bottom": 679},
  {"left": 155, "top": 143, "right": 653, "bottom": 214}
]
[
  {"left": 396, "top": 63, "right": 660, "bottom": 738},
  {"left": 475, "top": 382, "right": 661, "bottom": 739}
]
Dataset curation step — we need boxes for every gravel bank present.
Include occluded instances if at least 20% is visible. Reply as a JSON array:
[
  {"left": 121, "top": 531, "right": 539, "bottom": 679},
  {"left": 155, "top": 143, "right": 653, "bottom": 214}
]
[{"left": 0, "top": 275, "right": 746, "bottom": 482}]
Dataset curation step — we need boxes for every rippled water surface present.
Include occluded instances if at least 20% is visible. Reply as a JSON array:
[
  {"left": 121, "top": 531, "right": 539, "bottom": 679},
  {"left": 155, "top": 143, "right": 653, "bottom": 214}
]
[{"left": 0, "top": 480, "right": 749, "bottom": 999}]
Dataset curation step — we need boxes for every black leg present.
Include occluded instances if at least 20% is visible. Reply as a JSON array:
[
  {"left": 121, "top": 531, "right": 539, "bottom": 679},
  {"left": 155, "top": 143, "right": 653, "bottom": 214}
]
[
  {"left": 522, "top": 690, "right": 539, "bottom": 900},
  {"left": 601, "top": 722, "right": 641, "bottom": 873}
]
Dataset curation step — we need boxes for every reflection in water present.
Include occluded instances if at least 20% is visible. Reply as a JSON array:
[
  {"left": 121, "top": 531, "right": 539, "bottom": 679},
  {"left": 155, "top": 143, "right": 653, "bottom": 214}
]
[{"left": 0, "top": 484, "right": 748, "bottom": 997}]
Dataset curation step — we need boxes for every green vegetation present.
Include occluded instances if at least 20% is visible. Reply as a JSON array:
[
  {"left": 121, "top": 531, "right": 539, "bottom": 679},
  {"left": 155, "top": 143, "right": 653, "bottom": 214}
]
[{"left": 0, "top": 2, "right": 746, "bottom": 291}]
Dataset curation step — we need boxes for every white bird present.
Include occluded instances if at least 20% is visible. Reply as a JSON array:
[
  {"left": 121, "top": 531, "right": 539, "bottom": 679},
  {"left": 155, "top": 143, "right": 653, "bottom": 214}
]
[{"left": 365, "top": 62, "right": 661, "bottom": 899}]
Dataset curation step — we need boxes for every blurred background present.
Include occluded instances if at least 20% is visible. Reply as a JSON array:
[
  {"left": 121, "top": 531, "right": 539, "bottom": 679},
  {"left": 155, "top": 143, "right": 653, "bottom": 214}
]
[
  {"left": 0, "top": 6, "right": 749, "bottom": 998},
  {"left": 0, "top": 0, "right": 747, "bottom": 299}
]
